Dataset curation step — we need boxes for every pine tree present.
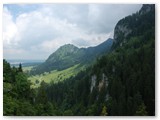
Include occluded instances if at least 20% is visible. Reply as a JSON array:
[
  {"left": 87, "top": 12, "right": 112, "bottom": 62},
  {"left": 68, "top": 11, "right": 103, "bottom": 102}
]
[
  {"left": 135, "top": 103, "right": 148, "bottom": 116},
  {"left": 18, "top": 63, "right": 23, "bottom": 72},
  {"left": 37, "top": 81, "right": 48, "bottom": 104},
  {"left": 101, "top": 105, "right": 108, "bottom": 116}
]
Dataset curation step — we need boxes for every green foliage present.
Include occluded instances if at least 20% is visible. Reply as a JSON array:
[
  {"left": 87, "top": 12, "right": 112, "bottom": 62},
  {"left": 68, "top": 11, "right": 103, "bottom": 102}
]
[
  {"left": 135, "top": 103, "right": 148, "bottom": 116},
  {"left": 85, "top": 104, "right": 97, "bottom": 115},
  {"left": 38, "top": 4, "right": 153, "bottom": 116},
  {"left": 3, "top": 95, "right": 19, "bottom": 115},
  {"left": 15, "top": 73, "right": 31, "bottom": 98},
  {"left": 63, "top": 110, "right": 73, "bottom": 116},
  {"left": 36, "top": 81, "right": 48, "bottom": 104},
  {"left": 3, "top": 4, "right": 155, "bottom": 116},
  {"left": 34, "top": 104, "right": 45, "bottom": 116},
  {"left": 113, "top": 4, "right": 155, "bottom": 49},
  {"left": 18, "top": 63, "right": 23, "bottom": 72},
  {"left": 22, "top": 66, "right": 34, "bottom": 73},
  {"left": 101, "top": 106, "right": 108, "bottom": 116},
  {"left": 44, "top": 102, "right": 56, "bottom": 115},
  {"left": 3, "top": 60, "right": 35, "bottom": 115},
  {"left": 3, "top": 59, "right": 12, "bottom": 83},
  {"left": 31, "top": 39, "right": 113, "bottom": 75},
  {"left": 29, "top": 64, "right": 84, "bottom": 88},
  {"left": 15, "top": 100, "right": 36, "bottom": 115}
]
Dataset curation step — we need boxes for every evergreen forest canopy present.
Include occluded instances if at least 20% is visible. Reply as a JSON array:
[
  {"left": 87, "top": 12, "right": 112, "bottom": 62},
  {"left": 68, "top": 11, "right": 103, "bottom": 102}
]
[{"left": 3, "top": 4, "right": 155, "bottom": 116}]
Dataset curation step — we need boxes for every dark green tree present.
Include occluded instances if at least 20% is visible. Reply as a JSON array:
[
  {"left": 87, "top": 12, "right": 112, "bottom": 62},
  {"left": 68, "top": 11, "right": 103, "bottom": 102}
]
[
  {"left": 18, "top": 63, "right": 23, "bottom": 72},
  {"left": 135, "top": 103, "right": 148, "bottom": 116}
]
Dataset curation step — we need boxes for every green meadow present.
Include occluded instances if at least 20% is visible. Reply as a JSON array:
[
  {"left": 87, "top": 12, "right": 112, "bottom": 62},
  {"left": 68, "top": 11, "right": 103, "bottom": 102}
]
[
  {"left": 23, "top": 66, "right": 34, "bottom": 72},
  {"left": 27, "top": 64, "right": 85, "bottom": 88}
]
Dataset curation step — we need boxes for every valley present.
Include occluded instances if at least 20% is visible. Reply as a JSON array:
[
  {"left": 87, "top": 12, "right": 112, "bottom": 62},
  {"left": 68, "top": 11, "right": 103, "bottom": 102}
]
[
  {"left": 3, "top": 4, "right": 155, "bottom": 116},
  {"left": 27, "top": 64, "right": 85, "bottom": 88}
]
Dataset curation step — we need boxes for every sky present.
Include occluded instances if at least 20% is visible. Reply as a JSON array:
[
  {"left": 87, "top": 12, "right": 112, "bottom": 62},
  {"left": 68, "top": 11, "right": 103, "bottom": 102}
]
[{"left": 3, "top": 4, "right": 142, "bottom": 60}]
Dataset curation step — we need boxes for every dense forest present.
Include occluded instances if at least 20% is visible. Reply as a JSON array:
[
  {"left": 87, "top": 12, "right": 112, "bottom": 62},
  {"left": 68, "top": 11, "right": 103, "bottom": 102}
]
[{"left": 3, "top": 4, "right": 155, "bottom": 116}]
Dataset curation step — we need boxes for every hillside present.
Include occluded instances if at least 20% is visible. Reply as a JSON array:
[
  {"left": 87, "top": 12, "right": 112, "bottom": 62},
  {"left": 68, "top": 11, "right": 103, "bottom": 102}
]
[
  {"left": 28, "top": 64, "right": 85, "bottom": 88},
  {"left": 112, "top": 4, "right": 155, "bottom": 49},
  {"left": 3, "top": 4, "right": 155, "bottom": 116},
  {"left": 31, "top": 38, "right": 113, "bottom": 75},
  {"left": 37, "top": 4, "right": 155, "bottom": 115}
]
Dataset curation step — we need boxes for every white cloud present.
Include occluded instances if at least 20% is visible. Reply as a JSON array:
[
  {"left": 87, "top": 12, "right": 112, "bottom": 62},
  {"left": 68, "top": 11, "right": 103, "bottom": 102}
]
[
  {"left": 3, "top": 4, "right": 142, "bottom": 60},
  {"left": 3, "top": 7, "right": 18, "bottom": 48}
]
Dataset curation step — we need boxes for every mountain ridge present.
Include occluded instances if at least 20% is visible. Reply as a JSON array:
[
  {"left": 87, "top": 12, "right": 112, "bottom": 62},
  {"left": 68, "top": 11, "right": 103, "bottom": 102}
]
[
  {"left": 31, "top": 38, "right": 113, "bottom": 75},
  {"left": 3, "top": 4, "right": 155, "bottom": 116},
  {"left": 112, "top": 4, "right": 155, "bottom": 49}
]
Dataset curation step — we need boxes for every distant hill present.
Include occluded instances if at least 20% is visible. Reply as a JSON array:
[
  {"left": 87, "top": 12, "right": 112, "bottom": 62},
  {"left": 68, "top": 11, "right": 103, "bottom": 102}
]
[
  {"left": 3, "top": 4, "right": 155, "bottom": 116},
  {"left": 6, "top": 59, "right": 44, "bottom": 67},
  {"left": 42, "top": 4, "right": 155, "bottom": 115},
  {"left": 31, "top": 38, "right": 113, "bottom": 75}
]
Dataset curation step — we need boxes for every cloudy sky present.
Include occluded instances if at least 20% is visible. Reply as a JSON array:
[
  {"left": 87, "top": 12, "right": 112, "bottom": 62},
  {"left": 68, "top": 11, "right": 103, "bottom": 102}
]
[{"left": 3, "top": 4, "right": 142, "bottom": 60}]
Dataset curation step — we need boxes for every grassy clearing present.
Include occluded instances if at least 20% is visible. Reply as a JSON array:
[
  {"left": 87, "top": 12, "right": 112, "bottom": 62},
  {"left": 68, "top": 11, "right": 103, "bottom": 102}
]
[
  {"left": 28, "top": 64, "right": 85, "bottom": 88},
  {"left": 23, "top": 66, "right": 34, "bottom": 72}
]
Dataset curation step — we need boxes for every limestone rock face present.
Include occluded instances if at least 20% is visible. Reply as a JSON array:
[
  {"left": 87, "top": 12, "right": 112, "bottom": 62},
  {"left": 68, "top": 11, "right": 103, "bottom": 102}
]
[{"left": 113, "top": 4, "right": 154, "bottom": 48}]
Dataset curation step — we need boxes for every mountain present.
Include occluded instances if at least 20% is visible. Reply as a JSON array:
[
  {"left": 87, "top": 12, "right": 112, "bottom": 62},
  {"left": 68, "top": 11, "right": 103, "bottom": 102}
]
[
  {"left": 40, "top": 4, "right": 155, "bottom": 115},
  {"left": 3, "top": 4, "right": 155, "bottom": 116},
  {"left": 112, "top": 4, "right": 155, "bottom": 49},
  {"left": 31, "top": 38, "right": 113, "bottom": 74}
]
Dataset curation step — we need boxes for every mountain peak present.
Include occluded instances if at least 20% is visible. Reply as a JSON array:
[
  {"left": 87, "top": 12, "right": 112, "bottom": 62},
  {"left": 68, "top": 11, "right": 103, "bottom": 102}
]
[
  {"left": 31, "top": 38, "right": 113, "bottom": 74},
  {"left": 57, "top": 43, "right": 79, "bottom": 54},
  {"left": 113, "top": 4, "right": 155, "bottom": 49},
  {"left": 61, "top": 44, "right": 78, "bottom": 48},
  {"left": 139, "top": 4, "right": 155, "bottom": 15}
]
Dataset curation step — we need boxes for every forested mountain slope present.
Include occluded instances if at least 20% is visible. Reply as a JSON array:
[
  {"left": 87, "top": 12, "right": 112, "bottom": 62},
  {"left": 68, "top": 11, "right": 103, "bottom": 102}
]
[
  {"left": 112, "top": 4, "right": 155, "bottom": 49},
  {"left": 31, "top": 38, "right": 113, "bottom": 75},
  {"left": 3, "top": 4, "right": 155, "bottom": 116},
  {"left": 40, "top": 4, "right": 155, "bottom": 115}
]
